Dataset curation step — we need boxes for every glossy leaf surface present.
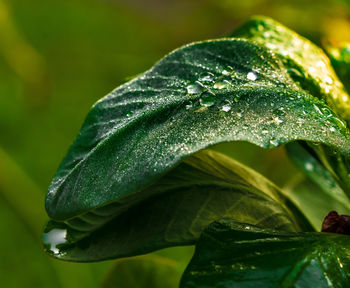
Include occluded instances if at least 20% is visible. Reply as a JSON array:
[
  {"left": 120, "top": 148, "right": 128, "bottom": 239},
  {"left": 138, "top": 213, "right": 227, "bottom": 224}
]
[
  {"left": 46, "top": 38, "right": 350, "bottom": 221},
  {"left": 325, "top": 41, "right": 350, "bottom": 93},
  {"left": 232, "top": 16, "right": 350, "bottom": 120},
  {"left": 181, "top": 218, "right": 350, "bottom": 288},
  {"left": 42, "top": 150, "right": 311, "bottom": 261}
]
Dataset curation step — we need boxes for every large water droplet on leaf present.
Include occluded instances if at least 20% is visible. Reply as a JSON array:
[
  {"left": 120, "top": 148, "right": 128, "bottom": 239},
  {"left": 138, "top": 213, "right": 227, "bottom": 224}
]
[
  {"left": 187, "top": 82, "right": 204, "bottom": 94},
  {"left": 247, "top": 71, "right": 258, "bottom": 81},
  {"left": 42, "top": 228, "right": 67, "bottom": 255},
  {"left": 221, "top": 104, "right": 232, "bottom": 112},
  {"left": 199, "top": 92, "right": 216, "bottom": 107}
]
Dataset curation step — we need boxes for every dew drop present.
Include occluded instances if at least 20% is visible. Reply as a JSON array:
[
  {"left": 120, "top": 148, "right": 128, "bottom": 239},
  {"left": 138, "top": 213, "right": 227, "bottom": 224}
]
[
  {"left": 329, "top": 116, "right": 347, "bottom": 130},
  {"left": 325, "top": 76, "right": 333, "bottom": 84},
  {"left": 42, "top": 228, "right": 67, "bottom": 255},
  {"left": 305, "top": 162, "right": 314, "bottom": 171},
  {"left": 222, "top": 69, "right": 230, "bottom": 76},
  {"left": 187, "top": 82, "right": 204, "bottom": 94},
  {"left": 273, "top": 108, "right": 286, "bottom": 124},
  {"left": 199, "top": 73, "right": 214, "bottom": 83},
  {"left": 185, "top": 102, "right": 193, "bottom": 110},
  {"left": 247, "top": 71, "right": 258, "bottom": 81},
  {"left": 199, "top": 92, "right": 216, "bottom": 107},
  {"left": 221, "top": 104, "right": 232, "bottom": 112},
  {"left": 213, "top": 82, "right": 226, "bottom": 89},
  {"left": 269, "top": 138, "right": 279, "bottom": 147}
]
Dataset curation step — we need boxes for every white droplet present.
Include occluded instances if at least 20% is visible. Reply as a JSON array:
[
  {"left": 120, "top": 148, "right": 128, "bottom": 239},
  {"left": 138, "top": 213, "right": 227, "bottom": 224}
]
[
  {"left": 247, "top": 72, "right": 258, "bottom": 81},
  {"left": 305, "top": 162, "right": 314, "bottom": 171},
  {"left": 213, "top": 82, "right": 226, "bottom": 89},
  {"left": 43, "top": 228, "right": 67, "bottom": 254},
  {"left": 325, "top": 76, "right": 333, "bottom": 84},
  {"left": 221, "top": 105, "right": 232, "bottom": 112}
]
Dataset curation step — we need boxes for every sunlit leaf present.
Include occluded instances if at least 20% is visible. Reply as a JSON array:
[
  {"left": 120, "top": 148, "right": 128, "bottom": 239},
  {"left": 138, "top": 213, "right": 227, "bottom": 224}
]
[
  {"left": 325, "top": 40, "right": 350, "bottom": 93},
  {"left": 231, "top": 16, "right": 350, "bottom": 120}
]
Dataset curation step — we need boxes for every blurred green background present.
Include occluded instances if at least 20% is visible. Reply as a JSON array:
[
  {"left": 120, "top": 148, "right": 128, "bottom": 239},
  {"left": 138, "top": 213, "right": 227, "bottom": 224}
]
[{"left": 1, "top": 0, "right": 350, "bottom": 287}]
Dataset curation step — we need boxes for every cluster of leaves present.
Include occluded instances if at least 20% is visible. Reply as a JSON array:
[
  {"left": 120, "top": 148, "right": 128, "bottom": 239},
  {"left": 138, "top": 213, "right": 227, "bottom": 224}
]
[{"left": 43, "top": 16, "right": 350, "bottom": 287}]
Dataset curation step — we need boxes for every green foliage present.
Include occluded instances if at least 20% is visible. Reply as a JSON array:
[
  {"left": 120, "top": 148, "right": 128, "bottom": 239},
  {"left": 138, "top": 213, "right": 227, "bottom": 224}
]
[
  {"left": 42, "top": 150, "right": 311, "bottom": 261},
  {"left": 39, "top": 14, "right": 350, "bottom": 287},
  {"left": 231, "top": 16, "right": 350, "bottom": 120},
  {"left": 181, "top": 218, "right": 350, "bottom": 287},
  {"left": 326, "top": 41, "right": 350, "bottom": 93},
  {"left": 45, "top": 37, "right": 350, "bottom": 222}
]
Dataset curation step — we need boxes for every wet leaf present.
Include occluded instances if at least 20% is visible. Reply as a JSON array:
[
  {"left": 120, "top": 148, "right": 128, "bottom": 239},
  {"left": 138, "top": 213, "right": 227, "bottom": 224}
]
[
  {"left": 325, "top": 41, "right": 350, "bottom": 93},
  {"left": 43, "top": 35, "right": 350, "bottom": 262},
  {"left": 181, "top": 218, "right": 350, "bottom": 288},
  {"left": 231, "top": 16, "right": 350, "bottom": 120},
  {"left": 45, "top": 38, "right": 350, "bottom": 221},
  {"left": 42, "top": 150, "right": 311, "bottom": 261}
]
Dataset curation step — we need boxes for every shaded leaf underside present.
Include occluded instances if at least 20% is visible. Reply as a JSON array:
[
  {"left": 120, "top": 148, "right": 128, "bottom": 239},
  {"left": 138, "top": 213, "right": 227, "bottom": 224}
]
[{"left": 43, "top": 150, "right": 311, "bottom": 262}]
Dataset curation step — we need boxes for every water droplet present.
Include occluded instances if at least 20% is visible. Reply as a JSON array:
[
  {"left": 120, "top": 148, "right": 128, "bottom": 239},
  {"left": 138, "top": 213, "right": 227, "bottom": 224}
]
[
  {"left": 185, "top": 102, "right": 193, "bottom": 110},
  {"left": 305, "top": 162, "right": 314, "bottom": 171},
  {"left": 221, "top": 105, "right": 232, "bottom": 112},
  {"left": 213, "top": 81, "right": 226, "bottom": 89},
  {"left": 329, "top": 116, "right": 347, "bottom": 130},
  {"left": 126, "top": 112, "right": 133, "bottom": 117},
  {"left": 187, "top": 82, "right": 204, "bottom": 94},
  {"left": 247, "top": 71, "right": 258, "bottom": 81},
  {"left": 274, "top": 117, "right": 284, "bottom": 124},
  {"left": 269, "top": 138, "right": 279, "bottom": 147},
  {"left": 222, "top": 69, "right": 230, "bottom": 76},
  {"left": 273, "top": 108, "right": 286, "bottom": 124},
  {"left": 199, "top": 73, "right": 214, "bottom": 83},
  {"left": 42, "top": 228, "right": 67, "bottom": 254},
  {"left": 199, "top": 92, "right": 216, "bottom": 107},
  {"left": 325, "top": 76, "right": 333, "bottom": 84},
  {"left": 321, "top": 107, "right": 333, "bottom": 118},
  {"left": 262, "top": 130, "right": 269, "bottom": 134}
]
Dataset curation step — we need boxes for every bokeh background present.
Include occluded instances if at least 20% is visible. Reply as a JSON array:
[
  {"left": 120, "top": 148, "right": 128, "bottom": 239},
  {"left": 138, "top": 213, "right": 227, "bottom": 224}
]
[{"left": 1, "top": 0, "right": 350, "bottom": 287}]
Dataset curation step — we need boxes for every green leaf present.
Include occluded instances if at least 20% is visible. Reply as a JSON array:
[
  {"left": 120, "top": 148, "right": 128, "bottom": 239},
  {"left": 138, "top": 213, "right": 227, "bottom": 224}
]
[
  {"left": 325, "top": 41, "right": 350, "bottom": 93},
  {"left": 44, "top": 32, "right": 350, "bottom": 261},
  {"left": 42, "top": 150, "right": 312, "bottom": 261},
  {"left": 45, "top": 37, "right": 350, "bottom": 222},
  {"left": 181, "top": 218, "right": 350, "bottom": 288},
  {"left": 284, "top": 142, "right": 350, "bottom": 228},
  {"left": 231, "top": 16, "right": 350, "bottom": 120},
  {"left": 101, "top": 255, "right": 180, "bottom": 288}
]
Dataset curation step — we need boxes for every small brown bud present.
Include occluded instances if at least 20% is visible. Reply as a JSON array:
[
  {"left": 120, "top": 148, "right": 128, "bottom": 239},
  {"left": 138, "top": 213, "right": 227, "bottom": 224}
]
[{"left": 321, "top": 211, "right": 350, "bottom": 235}]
